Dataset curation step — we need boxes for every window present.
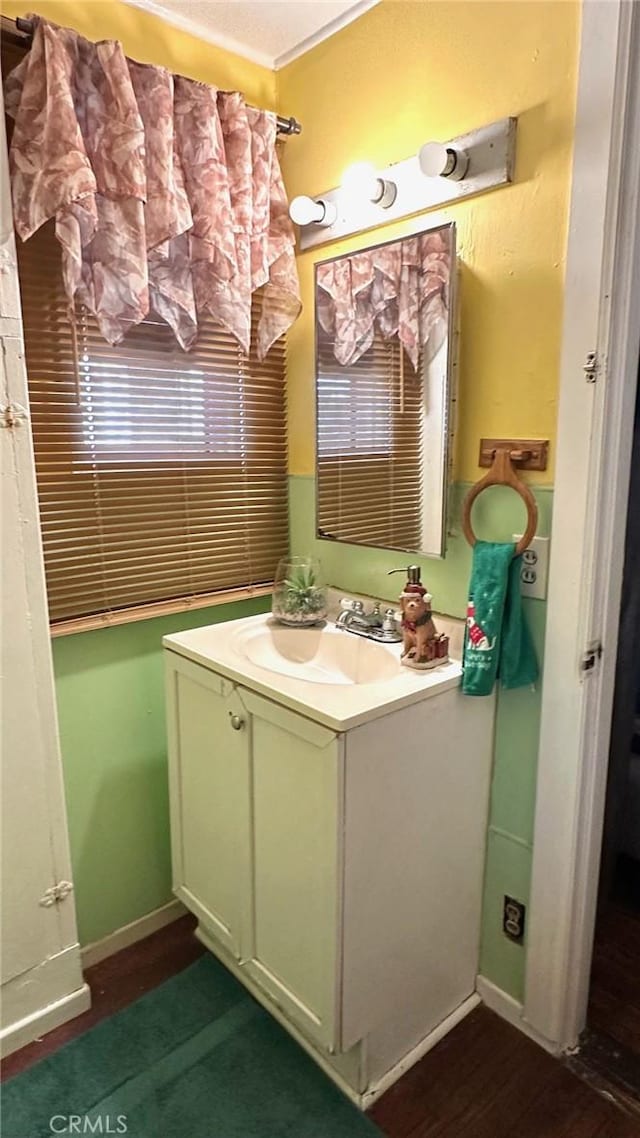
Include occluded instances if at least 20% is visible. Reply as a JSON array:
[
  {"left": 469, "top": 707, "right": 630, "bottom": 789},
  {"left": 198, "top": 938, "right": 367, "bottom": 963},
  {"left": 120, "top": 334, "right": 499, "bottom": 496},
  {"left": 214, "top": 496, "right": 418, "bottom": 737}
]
[
  {"left": 317, "top": 347, "right": 393, "bottom": 458},
  {"left": 316, "top": 328, "right": 424, "bottom": 550},
  {"left": 14, "top": 220, "right": 288, "bottom": 631},
  {"left": 75, "top": 309, "right": 256, "bottom": 459}
]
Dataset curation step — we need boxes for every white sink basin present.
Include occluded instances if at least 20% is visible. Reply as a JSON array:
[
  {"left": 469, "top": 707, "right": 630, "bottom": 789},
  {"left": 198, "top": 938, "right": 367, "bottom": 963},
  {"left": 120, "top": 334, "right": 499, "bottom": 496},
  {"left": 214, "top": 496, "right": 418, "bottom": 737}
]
[
  {"left": 164, "top": 613, "right": 461, "bottom": 731},
  {"left": 233, "top": 621, "right": 400, "bottom": 686}
]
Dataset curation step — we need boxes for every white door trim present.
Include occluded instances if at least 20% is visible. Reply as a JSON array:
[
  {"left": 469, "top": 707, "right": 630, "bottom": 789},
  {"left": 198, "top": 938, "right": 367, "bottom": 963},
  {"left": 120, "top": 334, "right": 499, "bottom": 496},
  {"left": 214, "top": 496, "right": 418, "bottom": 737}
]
[{"left": 524, "top": 0, "right": 640, "bottom": 1048}]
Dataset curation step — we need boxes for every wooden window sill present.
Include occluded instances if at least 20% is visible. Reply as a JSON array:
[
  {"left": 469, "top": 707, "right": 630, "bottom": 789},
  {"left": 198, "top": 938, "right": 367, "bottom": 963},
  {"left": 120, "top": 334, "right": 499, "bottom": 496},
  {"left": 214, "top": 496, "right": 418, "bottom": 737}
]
[{"left": 50, "top": 584, "right": 274, "bottom": 638}]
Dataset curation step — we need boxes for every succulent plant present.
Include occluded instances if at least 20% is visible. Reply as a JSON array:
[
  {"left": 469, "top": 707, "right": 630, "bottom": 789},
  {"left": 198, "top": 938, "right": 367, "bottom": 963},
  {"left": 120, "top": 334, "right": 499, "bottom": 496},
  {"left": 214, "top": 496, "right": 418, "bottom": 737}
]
[{"left": 280, "top": 564, "right": 326, "bottom": 617}]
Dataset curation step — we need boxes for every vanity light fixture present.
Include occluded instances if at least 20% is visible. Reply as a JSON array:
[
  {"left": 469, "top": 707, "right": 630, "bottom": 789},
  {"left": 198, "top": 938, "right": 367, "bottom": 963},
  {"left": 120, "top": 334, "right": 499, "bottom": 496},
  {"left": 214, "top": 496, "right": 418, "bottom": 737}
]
[
  {"left": 297, "top": 117, "right": 516, "bottom": 251},
  {"left": 418, "top": 140, "right": 469, "bottom": 182},
  {"left": 289, "top": 195, "right": 338, "bottom": 228},
  {"left": 341, "top": 162, "right": 398, "bottom": 209}
]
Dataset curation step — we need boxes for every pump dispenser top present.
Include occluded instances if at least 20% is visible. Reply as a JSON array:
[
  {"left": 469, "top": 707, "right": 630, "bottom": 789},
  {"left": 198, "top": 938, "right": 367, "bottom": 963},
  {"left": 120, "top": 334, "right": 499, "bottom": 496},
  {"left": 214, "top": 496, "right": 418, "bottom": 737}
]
[{"left": 388, "top": 565, "right": 424, "bottom": 591}]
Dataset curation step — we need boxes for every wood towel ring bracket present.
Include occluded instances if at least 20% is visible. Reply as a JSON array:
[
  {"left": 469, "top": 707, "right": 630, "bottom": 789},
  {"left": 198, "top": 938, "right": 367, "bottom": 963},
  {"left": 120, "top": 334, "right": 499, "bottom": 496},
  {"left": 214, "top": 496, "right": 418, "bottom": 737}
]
[{"left": 462, "top": 440, "right": 547, "bottom": 557}]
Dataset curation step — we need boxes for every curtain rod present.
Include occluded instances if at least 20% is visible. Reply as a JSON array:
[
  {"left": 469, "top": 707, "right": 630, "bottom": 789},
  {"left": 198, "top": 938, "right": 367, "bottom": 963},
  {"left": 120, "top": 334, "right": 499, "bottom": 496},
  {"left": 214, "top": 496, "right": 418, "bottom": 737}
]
[{"left": 2, "top": 15, "right": 302, "bottom": 136}]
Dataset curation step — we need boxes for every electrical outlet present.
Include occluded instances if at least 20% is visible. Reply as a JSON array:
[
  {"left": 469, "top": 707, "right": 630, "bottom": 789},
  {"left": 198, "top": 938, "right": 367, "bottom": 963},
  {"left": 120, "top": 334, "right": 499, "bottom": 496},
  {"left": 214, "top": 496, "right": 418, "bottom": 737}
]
[
  {"left": 512, "top": 534, "right": 550, "bottom": 600},
  {"left": 503, "top": 896, "right": 526, "bottom": 943}
]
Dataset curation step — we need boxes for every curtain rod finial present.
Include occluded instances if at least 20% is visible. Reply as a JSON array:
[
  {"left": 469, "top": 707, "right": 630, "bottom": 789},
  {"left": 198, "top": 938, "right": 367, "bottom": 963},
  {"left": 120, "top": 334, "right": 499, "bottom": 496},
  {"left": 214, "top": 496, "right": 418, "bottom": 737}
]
[{"left": 277, "top": 115, "right": 302, "bottom": 136}]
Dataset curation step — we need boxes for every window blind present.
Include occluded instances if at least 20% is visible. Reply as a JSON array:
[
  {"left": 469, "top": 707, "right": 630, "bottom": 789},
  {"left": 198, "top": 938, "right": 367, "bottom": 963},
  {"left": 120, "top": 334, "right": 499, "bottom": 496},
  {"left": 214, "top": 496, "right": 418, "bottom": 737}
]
[
  {"left": 316, "top": 331, "right": 423, "bottom": 550},
  {"left": 13, "top": 219, "right": 288, "bottom": 628}
]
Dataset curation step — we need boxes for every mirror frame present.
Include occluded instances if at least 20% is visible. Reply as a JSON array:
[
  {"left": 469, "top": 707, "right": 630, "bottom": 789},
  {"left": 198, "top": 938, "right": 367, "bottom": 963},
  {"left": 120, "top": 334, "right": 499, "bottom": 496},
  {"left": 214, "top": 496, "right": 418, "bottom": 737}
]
[{"left": 313, "top": 220, "right": 456, "bottom": 559}]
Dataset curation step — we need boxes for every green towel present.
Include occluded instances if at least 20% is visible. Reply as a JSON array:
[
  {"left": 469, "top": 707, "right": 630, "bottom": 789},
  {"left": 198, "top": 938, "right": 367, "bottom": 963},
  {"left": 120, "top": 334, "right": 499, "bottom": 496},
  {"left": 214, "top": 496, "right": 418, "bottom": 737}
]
[{"left": 462, "top": 541, "right": 538, "bottom": 696}]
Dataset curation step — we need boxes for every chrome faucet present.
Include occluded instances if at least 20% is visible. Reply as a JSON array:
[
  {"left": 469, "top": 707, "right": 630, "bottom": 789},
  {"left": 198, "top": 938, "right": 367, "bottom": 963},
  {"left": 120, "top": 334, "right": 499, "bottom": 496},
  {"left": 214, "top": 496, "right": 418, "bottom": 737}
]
[{"left": 336, "top": 598, "right": 402, "bottom": 643}]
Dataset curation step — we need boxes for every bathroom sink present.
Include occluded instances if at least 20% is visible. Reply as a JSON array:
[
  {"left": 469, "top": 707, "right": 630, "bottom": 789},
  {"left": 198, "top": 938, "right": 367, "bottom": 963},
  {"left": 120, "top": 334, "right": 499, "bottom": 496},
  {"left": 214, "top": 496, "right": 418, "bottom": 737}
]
[
  {"left": 164, "top": 612, "right": 461, "bottom": 731},
  {"left": 233, "top": 621, "right": 400, "bottom": 686}
]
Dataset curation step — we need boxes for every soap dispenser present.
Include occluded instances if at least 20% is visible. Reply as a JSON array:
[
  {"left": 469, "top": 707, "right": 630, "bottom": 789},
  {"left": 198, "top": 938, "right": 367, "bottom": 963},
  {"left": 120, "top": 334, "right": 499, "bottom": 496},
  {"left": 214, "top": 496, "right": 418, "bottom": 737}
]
[{"left": 388, "top": 566, "right": 449, "bottom": 669}]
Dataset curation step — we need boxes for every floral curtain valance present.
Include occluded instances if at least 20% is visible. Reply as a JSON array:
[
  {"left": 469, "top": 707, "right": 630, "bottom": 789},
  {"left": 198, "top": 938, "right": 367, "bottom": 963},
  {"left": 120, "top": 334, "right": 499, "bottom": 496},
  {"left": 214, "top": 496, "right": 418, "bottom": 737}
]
[
  {"left": 316, "top": 229, "right": 451, "bottom": 370},
  {"left": 4, "top": 18, "right": 301, "bottom": 358}
]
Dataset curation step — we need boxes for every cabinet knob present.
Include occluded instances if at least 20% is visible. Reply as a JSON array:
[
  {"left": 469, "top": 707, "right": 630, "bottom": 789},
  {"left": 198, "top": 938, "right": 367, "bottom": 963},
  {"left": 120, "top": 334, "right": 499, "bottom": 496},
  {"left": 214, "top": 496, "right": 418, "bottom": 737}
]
[{"left": 229, "top": 714, "right": 245, "bottom": 731}]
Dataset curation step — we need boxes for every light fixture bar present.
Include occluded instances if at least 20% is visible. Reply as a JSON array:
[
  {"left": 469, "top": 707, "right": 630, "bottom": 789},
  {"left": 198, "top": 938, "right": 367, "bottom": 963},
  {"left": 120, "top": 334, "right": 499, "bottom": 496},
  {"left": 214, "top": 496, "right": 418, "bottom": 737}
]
[{"left": 297, "top": 117, "right": 517, "bottom": 251}]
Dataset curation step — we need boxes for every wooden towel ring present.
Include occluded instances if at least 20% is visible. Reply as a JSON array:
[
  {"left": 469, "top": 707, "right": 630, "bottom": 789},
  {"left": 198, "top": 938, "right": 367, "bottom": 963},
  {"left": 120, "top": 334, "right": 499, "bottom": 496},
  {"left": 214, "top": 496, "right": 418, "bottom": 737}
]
[{"left": 462, "top": 447, "right": 538, "bottom": 557}]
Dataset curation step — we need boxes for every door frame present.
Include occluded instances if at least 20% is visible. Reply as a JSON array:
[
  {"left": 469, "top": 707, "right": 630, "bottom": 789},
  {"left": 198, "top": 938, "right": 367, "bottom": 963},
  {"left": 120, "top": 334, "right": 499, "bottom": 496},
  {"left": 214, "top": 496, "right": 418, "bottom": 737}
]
[{"left": 523, "top": 0, "right": 640, "bottom": 1048}]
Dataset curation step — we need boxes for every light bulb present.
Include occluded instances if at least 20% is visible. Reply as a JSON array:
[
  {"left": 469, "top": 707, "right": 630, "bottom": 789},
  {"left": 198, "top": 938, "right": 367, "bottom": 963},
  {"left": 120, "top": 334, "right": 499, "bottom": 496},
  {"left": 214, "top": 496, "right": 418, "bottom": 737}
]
[
  {"left": 341, "top": 162, "right": 397, "bottom": 209},
  {"left": 418, "top": 141, "right": 469, "bottom": 181},
  {"left": 289, "top": 195, "right": 323, "bottom": 225},
  {"left": 342, "top": 162, "right": 380, "bottom": 200},
  {"left": 289, "top": 195, "right": 337, "bottom": 227}
]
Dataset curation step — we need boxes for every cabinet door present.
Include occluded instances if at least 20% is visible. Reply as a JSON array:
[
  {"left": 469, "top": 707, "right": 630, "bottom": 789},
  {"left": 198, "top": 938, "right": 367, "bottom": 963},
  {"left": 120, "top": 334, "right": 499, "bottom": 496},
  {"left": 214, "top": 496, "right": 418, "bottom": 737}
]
[
  {"left": 239, "top": 689, "right": 343, "bottom": 1051},
  {"left": 165, "top": 654, "right": 251, "bottom": 960}
]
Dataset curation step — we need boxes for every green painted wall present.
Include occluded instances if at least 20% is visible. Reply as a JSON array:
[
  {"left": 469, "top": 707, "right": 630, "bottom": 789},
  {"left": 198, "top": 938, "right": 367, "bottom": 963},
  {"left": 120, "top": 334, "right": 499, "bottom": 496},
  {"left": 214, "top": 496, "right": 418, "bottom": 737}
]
[
  {"left": 52, "top": 595, "right": 271, "bottom": 946},
  {"left": 289, "top": 473, "right": 552, "bottom": 1001}
]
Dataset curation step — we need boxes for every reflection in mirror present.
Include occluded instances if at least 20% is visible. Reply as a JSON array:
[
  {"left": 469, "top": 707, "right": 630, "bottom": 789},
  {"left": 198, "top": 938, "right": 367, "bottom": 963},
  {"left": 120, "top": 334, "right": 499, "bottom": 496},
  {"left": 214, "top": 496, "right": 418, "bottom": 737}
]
[{"left": 315, "top": 222, "right": 455, "bottom": 557}]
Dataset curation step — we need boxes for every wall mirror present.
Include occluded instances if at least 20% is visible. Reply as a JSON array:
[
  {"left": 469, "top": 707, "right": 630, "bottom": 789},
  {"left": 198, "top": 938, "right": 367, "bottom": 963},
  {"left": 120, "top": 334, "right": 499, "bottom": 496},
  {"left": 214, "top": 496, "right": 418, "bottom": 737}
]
[{"left": 315, "top": 221, "right": 455, "bottom": 557}]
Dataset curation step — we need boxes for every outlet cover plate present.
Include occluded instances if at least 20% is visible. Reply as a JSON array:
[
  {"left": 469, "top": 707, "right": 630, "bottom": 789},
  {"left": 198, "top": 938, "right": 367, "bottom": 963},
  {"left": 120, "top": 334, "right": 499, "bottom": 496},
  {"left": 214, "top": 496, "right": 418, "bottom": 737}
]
[
  {"left": 503, "top": 895, "right": 526, "bottom": 943},
  {"left": 513, "top": 535, "right": 549, "bottom": 600}
]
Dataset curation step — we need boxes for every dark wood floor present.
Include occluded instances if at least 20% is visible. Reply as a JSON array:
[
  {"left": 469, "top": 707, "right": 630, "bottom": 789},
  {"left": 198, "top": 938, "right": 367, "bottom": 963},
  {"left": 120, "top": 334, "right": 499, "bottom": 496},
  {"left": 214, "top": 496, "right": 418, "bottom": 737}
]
[
  {"left": 589, "top": 900, "right": 640, "bottom": 1054},
  {"left": 575, "top": 872, "right": 640, "bottom": 1117},
  {"left": 371, "top": 1005, "right": 640, "bottom": 1138},
  {"left": 3, "top": 916, "right": 639, "bottom": 1137}
]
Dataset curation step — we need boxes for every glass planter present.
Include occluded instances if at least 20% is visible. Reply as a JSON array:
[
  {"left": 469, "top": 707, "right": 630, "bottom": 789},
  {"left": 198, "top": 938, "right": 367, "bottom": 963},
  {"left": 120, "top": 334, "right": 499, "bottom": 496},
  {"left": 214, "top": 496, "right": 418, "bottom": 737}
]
[{"left": 272, "top": 556, "right": 327, "bottom": 627}]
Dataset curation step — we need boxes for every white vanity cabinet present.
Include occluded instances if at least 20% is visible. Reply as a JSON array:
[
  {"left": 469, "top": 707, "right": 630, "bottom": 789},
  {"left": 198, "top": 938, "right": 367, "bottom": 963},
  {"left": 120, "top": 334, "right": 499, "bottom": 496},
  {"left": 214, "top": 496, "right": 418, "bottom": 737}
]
[
  {"left": 164, "top": 618, "right": 495, "bottom": 1107},
  {"left": 166, "top": 652, "right": 341, "bottom": 1051}
]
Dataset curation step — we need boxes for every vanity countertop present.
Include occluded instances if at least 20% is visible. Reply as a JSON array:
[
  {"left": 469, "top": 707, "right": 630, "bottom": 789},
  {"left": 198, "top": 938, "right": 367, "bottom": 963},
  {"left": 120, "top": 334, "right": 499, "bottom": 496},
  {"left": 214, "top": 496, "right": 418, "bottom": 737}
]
[{"left": 164, "top": 612, "right": 462, "bottom": 732}]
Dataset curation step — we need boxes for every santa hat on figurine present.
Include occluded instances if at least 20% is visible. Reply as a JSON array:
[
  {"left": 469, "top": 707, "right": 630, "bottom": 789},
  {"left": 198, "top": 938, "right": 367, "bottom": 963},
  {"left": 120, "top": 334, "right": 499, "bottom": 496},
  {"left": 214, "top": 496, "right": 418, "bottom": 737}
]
[{"left": 400, "top": 582, "right": 433, "bottom": 603}]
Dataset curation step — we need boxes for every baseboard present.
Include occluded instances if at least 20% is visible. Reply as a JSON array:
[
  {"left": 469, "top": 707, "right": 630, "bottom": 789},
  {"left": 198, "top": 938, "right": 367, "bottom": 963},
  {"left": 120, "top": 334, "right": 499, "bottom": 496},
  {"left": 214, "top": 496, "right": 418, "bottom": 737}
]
[
  {"left": 81, "top": 899, "right": 187, "bottom": 968},
  {"left": 361, "top": 993, "right": 481, "bottom": 1108},
  {"left": 0, "top": 983, "right": 91, "bottom": 1059},
  {"left": 476, "top": 975, "right": 560, "bottom": 1054}
]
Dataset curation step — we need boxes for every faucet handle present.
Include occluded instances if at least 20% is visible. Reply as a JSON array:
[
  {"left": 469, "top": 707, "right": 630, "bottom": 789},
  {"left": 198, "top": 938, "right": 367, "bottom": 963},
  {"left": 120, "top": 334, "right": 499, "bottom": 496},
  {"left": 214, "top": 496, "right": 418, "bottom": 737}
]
[
  {"left": 382, "top": 608, "right": 401, "bottom": 632},
  {"left": 339, "top": 597, "right": 363, "bottom": 614}
]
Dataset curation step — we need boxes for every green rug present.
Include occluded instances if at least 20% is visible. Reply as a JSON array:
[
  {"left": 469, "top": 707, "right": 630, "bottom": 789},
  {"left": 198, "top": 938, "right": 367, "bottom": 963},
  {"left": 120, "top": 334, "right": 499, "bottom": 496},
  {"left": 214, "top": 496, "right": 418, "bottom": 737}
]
[{"left": 2, "top": 955, "right": 381, "bottom": 1137}]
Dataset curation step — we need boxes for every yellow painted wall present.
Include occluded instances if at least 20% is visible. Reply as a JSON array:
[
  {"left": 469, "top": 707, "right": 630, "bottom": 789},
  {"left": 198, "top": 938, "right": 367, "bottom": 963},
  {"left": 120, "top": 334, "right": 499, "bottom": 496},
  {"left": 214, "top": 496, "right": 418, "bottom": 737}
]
[
  {"left": 3, "top": 0, "right": 580, "bottom": 485},
  {"left": 2, "top": 0, "right": 276, "bottom": 107},
  {"left": 278, "top": 0, "right": 580, "bottom": 483}
]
